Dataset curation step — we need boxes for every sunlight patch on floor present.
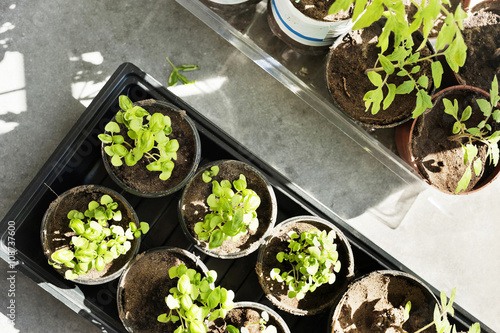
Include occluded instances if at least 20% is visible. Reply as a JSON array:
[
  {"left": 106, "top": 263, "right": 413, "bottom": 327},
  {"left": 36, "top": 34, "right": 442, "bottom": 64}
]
[
  {"left": 167, "top": 76, "right": 227, "bottom": 98},
  {"left": 70, "top": 51, "right": 109, "bottom": 107}
]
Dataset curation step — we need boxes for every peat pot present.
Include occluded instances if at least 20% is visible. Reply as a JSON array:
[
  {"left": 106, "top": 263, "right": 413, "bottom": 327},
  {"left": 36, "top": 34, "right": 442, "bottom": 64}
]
[
  {"left": 101, "top": 98, "right": 201, "bottom": 198},
  {"left": 41, "top": 185, "right": 140, "bottom": 285},
  {"left": 179, "top": 159, "right": 278, "bottom": 259},
  {"left": 256, "top": 215, "right": 355, "bottom": 316}
]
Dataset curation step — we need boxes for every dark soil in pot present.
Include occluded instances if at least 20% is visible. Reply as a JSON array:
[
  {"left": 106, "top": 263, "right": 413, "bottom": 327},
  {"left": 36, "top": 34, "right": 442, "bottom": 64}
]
[
  {"left": 179, "top": 160, "right": 277, "bottom": 258},
  {"left": 456, "top": 9, "right": 500, "bottom": 91},
  {"left": 102, "top": 99, "right": 200, "bottom": 197},
  {"left": 331, "top": 271, "right": 438, "bottom": 333},
  {"left": 256, "top": 216, "right": 355, "bottom": 316},
  {"left": 410, "top": 86, "right": 500, "bottom": 193},
  {"left": 117, "top": 247, "right": 209, "bottom": 333},
  {"left": 291, "top": 0, "right": 352, "bottom": 21},
  {"left": 208, "top": 302, "right": 290, "bottom": 333},
  {"left": 41, "top": 185, "right": 139, "bottom": 284},
  {"left": 326, "top": 20, "right": 434, "bottom": 128}
]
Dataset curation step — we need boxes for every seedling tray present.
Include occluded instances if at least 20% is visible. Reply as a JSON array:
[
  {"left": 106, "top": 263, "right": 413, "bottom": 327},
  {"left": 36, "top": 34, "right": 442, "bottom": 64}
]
[{"left": 0, "top": 63, "right": 490, "bottom": 332}]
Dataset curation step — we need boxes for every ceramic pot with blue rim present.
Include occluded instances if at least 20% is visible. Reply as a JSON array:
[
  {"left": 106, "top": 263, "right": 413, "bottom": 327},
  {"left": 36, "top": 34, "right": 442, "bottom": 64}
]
[{"left": 267, "top": 0, "right": 354, "bottom": 55}]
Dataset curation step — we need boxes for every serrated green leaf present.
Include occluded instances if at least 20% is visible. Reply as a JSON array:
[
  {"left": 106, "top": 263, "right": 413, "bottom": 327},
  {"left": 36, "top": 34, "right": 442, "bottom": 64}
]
[
  {"left": 431, "top": 61, "right": 444, "bottom": 89},
  {"left": 395, "top": 81, "right": 414, "bottom": 94},
  {"left": 476, "top": 99, "right": 492, "bottom": 118},
  {"left": 367, "top": 71, "right": 383, "bottom": 87},
  {"left": 473, "top": 158, "right": 482, "bottom": 176},
  {"left": 417, "top": 75, "right": 429, "bottom": 89},
  {"left": 379, "top": 55, "right": 394, "bottom": 75}
]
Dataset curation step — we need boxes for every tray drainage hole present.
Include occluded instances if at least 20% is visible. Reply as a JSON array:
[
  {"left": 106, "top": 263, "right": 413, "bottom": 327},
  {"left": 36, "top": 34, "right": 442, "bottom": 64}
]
[
  {"left": 96, "top": 289, "right": 113, "bottom": 306},
  {"left": 130, "top": 85, "right": 148, "bottom": 100}
]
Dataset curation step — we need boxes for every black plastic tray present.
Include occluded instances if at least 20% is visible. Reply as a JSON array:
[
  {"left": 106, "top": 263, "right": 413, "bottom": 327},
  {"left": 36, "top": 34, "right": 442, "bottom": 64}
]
[{"left": 0, "top": 63, "right": 490, "bottom": 332}]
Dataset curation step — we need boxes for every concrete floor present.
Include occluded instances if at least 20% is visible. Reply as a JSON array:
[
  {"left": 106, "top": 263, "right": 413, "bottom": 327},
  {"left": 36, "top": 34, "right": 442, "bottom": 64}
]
[{"left": 0, "top": 0, "right": 499, "bottom": 332}]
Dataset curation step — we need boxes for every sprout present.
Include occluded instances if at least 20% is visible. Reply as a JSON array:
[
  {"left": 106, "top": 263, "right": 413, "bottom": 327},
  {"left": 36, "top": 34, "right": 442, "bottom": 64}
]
[
  {"left": 50, "top": 195, "right": 149, "bottom": 279},
  {"left": 157, "top": 264, "right": 235, "bottom": 333},
  {"left": 271, "top": 229, "right": 341, "bottom": 300},
  {"left": 98, "top": 95, "right": 179, "bottom": 181},
  {"left": 194, "top": 173, "right": 261, "bottom": 249}
]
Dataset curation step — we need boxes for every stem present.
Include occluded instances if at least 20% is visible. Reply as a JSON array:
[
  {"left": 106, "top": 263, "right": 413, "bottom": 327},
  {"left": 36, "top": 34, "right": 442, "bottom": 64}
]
[{"left": 365, "top": 51, "right": 447, "bottom": 75}]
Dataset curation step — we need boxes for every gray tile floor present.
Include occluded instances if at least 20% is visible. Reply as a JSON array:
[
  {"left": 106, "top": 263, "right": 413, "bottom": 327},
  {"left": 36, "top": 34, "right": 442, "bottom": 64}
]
[{"left": 1, "top": 0, "right": 499, "bottom": 332}]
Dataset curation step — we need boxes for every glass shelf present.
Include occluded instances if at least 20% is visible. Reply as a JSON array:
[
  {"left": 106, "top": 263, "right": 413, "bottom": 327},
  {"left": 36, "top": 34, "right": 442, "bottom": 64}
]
[{"left": 176, "top": 0, "right": 427, "bottom": 228}]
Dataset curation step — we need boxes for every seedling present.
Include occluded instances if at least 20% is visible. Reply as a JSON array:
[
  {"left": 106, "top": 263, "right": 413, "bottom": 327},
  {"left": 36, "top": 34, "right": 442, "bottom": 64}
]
[
  {"left": 402, "top": 288, "right": 480, "bottom": 333},
  {"left": 49, "top": 194, "right": 149, "bottom": 280},
  {"left": 271, "top": 229, "right": 341, "bottom": 300},
  {"left": 157, "top": 264, "right": 235, "bottom": 333},
  {"left": 166, "top": 57, "right": 199, "bottom": 87},
  {"left": 98, "top": 95, "right": 179, "bottom": 181},
  {"left": 194, "top": 174, "right": 261, "bottom": 249},
  {"left": 226, "top": 310, "right": 278, "bottom": 333},
  {"left": 202, "top": 165, "right": 219, "bottom": 183},
  {"left": 444, "top": 77, "right": 500, "bottom": 194},
  {"left": 329, "top": 0, "right": 468, "bottom": 117}
]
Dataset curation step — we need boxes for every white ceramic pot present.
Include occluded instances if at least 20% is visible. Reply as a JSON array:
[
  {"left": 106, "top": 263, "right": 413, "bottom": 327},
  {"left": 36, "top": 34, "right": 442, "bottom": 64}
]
[{"left": 269, "top": 0, "right": 354, "bottom": 48}]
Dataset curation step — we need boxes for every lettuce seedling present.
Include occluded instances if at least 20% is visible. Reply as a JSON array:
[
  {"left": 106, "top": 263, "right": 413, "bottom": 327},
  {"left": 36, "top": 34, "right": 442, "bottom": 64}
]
[
  {"left": 98, "top": 95, "right": 179, "bottom": 181},
  {"left": 329, "top": 0, "right": 468, "bottom": 117},
  {"left": 404, "top": 288, "right": 481, "bottom": 333},
  {"left": 271, "top": 229, "right": 341, "bottom": 300},
  {"left": 227, "top": 310, "right": 278, "bottom": 333},
  {"left": 157, "top": 264, "right": 235, "bottom": 333},
  {"left": 194, "top": 174, "right": 261, "bottom": 249},
  {"left": 49, "top": 194, "right": 149, "bottom": 280},
  {"left": 444, "top": 77, "right": 500, "bottom": 194}
]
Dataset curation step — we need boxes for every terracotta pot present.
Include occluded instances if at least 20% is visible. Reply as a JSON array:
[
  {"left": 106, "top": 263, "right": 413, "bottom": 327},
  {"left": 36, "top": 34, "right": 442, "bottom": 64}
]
[
  {"left": 267, "top": 0, "right": 354, "bottom": 55},
  {"left": 41, "top": 185, "right": 140, "bottom": 285},
  {"left": 101, "top": 99, "right": 201, "bottom": 198},
  {"left": 330, "top": 270, "right": 440, "bottom": 333},
  {"left": 178, "top": 159, "right": 278, "bottom": 259},
  {"left": 395, "top": 85, "right": 500, "bottom": 194},
  {"left": 256, "top": 215, "right": 355, "bottom": 316},
  {"left": 117, "top": 247, "right": 210, "bottom": 333}
]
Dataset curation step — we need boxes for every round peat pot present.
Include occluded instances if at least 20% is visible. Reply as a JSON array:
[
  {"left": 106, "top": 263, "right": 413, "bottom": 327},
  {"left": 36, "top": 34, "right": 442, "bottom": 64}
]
[
  {"left": 41, "top": 185, "right": 140, "bottom": 285},
  {"left": 199, "top": 0, "right": 261, "bottom": 15},
  {"left": 395, "top": 85, "right": 500, "bottom": 194},
  {"left": 179, "top": 159, "right": 278, "bottom": 259},
  {"left": 117, "top": 247, "right": 210, "bottom": 333},
  {"left": 101, "top": 99, "right": 201, "bottom": 198},
  {"left": 325, "top": 20, "right": 435, "bottom": 128},
  {"left": 267, "top": 0, "right": 354, "bottom": 55},
  {"left": 330, "top": 270, "right": 440, "bottom": 333},
  {"left": 256, "top": 216, "right": 355, "bottom": 316},
  {"left": 224, "top": 301, "right": 291, "bottom": 333}
]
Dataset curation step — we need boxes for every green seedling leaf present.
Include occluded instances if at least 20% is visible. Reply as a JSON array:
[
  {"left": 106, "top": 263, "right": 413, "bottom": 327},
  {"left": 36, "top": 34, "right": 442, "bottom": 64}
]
[
  {"left": 119, "top": 95, "right": 134, "bottom": 111},
  {"left": 367, "top": 71, "right": 383, "bottom": 87},
  {"left": 105, "top": 122, "right": 120, "bottom": 133},
  {"left": 431, "top": 61, "right": 444, "bottom": 89},
  {"left": 98, "top": 134, "right": 112, "bottom": 143},
  {"left": 461, "top": 106, "right": 472, "bottom": 122},
  {"left": 379, "top": 54, "right": 395, "bottom": 75}
]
